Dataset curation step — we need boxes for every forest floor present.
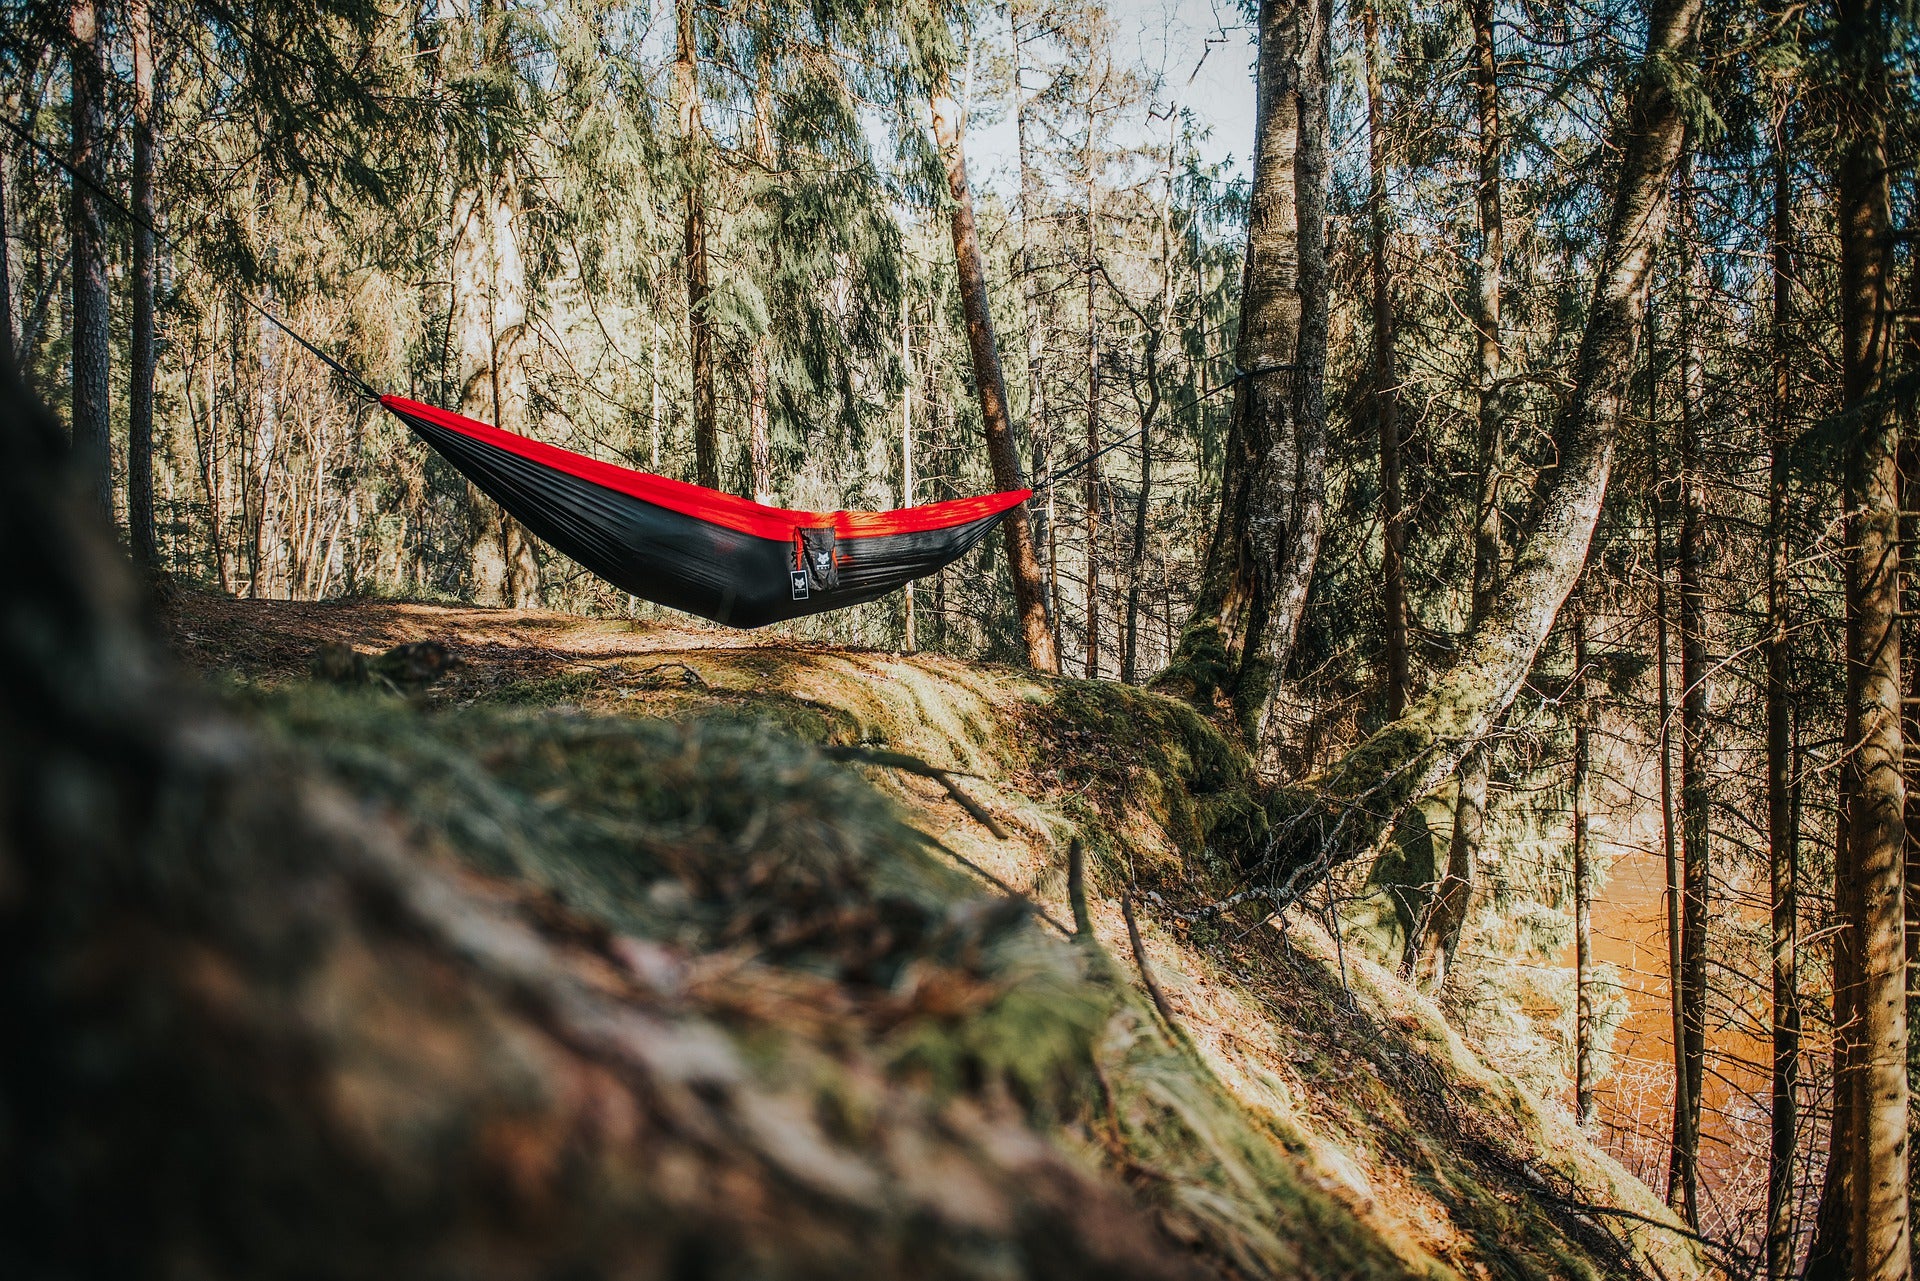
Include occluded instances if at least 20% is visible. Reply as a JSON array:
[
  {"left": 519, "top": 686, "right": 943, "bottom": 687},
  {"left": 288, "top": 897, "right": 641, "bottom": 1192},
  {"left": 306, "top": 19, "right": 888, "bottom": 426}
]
[{"left": 156, "top": 588, "right": 1719, "bottom": 1281}]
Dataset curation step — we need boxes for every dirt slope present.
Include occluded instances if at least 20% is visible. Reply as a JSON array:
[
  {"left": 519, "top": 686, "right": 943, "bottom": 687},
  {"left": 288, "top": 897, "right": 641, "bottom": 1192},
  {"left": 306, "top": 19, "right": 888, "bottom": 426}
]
[{"left": 135, "top": 591, "right": 1716, "bottom": 1280}]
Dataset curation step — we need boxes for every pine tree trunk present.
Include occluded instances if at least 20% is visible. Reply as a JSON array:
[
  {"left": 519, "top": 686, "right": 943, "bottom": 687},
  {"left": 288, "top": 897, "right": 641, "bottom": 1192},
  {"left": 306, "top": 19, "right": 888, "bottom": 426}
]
[
  {"left": 1807, "top": 766, "right": 1861, "bottom": 1279},
  {"left": 928, "top": 75, "right": 1059, "bottom": 675},
  {"left": 748, "top": 35, "right": 775, "bottom": 505},
  {"left": 1467, "top": 0, "right": 1503, "bottom": 618},
  {"left": 1, "top": 144, "right": 16, "bottom": 369},
  {"left": 1011, "top": 0, "right": 1052, "bottom": 631},
  {"left": 1251, "top": 0, "right": 1702, "bottom": 908},
  {"left": 68, "top": 0, "right": 111, "bottom": 521},
  {"left": 1084, "top": 205, "right": 1101, "bottom": 680},
  {"left": 1671, "top": 172, "right": 1711, "bottom": 1231},
  {"left": 1406, "top": 0, "right": 1505, "bottom": 987},
  {"left": 901, "top": 293, "right": 916, "bottom": 652},
  {"left": 1764, "top": 103, "right": 1800, "bottom": 1281},
  {"left": 1364, "top": 1, "right": 1406, "bottom": 720},
  {"left": 1123, "top": 162, "right": 1170, "bottom": 687},
  {"left": 1573, "top": 607, "right": 1597, "bottom": 1129},
  {"left": 1646, "top": 295, "right": 1695, "bottom": 1222},
  {"left": 128, "top": 0, "right": 159, "bottom": 571},
  {"left": 1835, "top": 0, "right": 1909, "bottom": 1268},
  {"left": 678, "top": 0, "right": 718, "bottom": 493}
]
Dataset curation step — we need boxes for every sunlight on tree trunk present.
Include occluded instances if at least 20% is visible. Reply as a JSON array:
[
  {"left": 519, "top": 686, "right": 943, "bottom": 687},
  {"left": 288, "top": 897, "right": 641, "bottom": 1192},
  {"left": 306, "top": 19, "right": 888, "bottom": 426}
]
[{"left": 929, "top": 70, "right": 1058, "bottom": 675}]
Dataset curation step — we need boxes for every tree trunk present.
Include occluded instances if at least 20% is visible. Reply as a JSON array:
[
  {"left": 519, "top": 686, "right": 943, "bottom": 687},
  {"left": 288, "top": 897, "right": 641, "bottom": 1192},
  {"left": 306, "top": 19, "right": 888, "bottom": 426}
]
[
  {"left": 452, "top": 166, "right": 542, "bottom": 609},
  {"left": 129, "top": 0, "right": 159, "bottom": 571},
  {"left": 1161, "top": 0, "right": 1329, "bottom": 744},
  {"left": 1573, "top": 607, "right": 1597, "bottom": 1129},
  {"left": 1645, "top": 295, "right": 1695, "bottom": 1222},
  {"left": 901, "top": 292, "right": 916, "bottom": 652},
  {"left": 1084, "top": 204, "right": 1101, "bottom": 680},
  {"left": 1363, "top": 0, "right": 1406, "bottom": 720},
  {"left": 1011, "top": 0, "right": 1052, "bottom": 632},
  {"left": 68, "top": 0, "right": 111, "bottom": 521},
  {"left": 1670, "top": 169, "right": 1711, "bottom": 1231},
  {"left": 678, "top": 0, "right": 718, "bottom": 493},
  {"left": 1, "top": 144, "right": 16, "bottom": 369},
  {"left": 1405, "top": 747, "right": 1482, "bottom": 990},
  {"left": 1403, "top": 0, "right": 1505, "bottom": 986},
  {"left": 1835, "top": 0, "right": 1909, "bottom": 1269},
  {"left": 1247, "top": 0, "right": 1702, "bottom": 909},
  {"left": 748, "top": 34, "right": 775, "bottom": 505},
  {"left": 1807, "top": 767, "right": 1861, "bottom": 1279},
  {"left": 928, "top": 73, "right": 1059, "bottom": 675},
  {"left": 1764, "top": 103, "right": 1800, "bottom": 1281},
  {"left": 1123, "top": 156, "right": 1171, "bottom": 686}
]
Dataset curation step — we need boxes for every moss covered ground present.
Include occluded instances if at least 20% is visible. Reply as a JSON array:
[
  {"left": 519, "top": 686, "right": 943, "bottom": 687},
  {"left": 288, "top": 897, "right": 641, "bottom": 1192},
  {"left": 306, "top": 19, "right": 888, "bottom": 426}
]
[{"left": 164, "top": 590, "right": 1713, "bottom": 1281}]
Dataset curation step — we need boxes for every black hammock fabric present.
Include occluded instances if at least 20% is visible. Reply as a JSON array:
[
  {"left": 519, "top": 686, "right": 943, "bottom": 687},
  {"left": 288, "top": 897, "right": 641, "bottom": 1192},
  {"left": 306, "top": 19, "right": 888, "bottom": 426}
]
[{"left": 382, "top": 396, "right": 1028, "bottom": 628}]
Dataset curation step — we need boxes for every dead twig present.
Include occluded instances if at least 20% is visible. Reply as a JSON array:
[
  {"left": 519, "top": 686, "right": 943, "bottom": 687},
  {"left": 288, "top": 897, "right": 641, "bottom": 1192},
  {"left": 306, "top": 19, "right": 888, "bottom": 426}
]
[
  {"left": 633, "top": 661, "right": 706, "bottom": 688},
  {"left": 822, "top": 745, "right": 1009, "bottom": 840},
  {"left": 1121, "top": 890, "right": 1182, "bottom": 1034}
]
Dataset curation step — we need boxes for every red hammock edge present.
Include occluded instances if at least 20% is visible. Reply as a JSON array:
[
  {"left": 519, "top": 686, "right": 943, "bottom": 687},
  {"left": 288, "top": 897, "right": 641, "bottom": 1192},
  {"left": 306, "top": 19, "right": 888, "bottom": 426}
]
[{"left": 382, "top": 395, "right": 1030, "bottom": 543}]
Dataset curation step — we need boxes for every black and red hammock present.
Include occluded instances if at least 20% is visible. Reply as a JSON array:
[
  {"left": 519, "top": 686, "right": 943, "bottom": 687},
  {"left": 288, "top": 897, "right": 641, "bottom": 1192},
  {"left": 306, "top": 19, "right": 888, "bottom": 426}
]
[{"left": 382, "top": 396, "right": 1027, "bottom": 628}]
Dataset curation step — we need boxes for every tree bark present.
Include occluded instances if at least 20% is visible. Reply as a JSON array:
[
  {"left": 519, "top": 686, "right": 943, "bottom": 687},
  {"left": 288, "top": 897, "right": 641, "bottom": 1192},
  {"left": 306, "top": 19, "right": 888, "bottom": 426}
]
[
  {"left": 1010, "top": 0, "right": 1054, "bottom": 635},
  {"left": 678, "top": 0, "right": 718, "bottom": 493},
  {"left": 928, "top": 73, "right": 1059, "bottom": 675},
  {"left": 1573, "top": 608, "right": 1597, "bottom": 1129},
  {"left": 129, "top": 0, "right": 160, "bottom": 571},
  {"left": 1363, "top": 1, "right": 1406, "bottom": 721},
  {"left": 1834, "top": 0, "right": 1909, "bottom": 1270},
  {"left": 747, "top": 31, "right": 775, "bottom": 505},
  {"left": 68, "top": 0, "right": 111, "bottom": 521},
  {"left": 901, "top": 292, "right": 916, "bottom": 652},
  {"left": 1764, "top": 102, "right": 1800, "bottom": 1281},
  {"left": 1405, "top": 747, "right": 1482, "bottom": 990},
  {"left": 1084, "top": 200, "right": 1101, "bottom": 680},
  {"left": 1467, "top": 0, "right": 1503, "bottom": 620},
  {"left": 1160, "top": 0, "right": 1329, "bottom": 744},
  {"left": 1246, "top": 0, "right": 1702, "bottom": 909},
  {"left": 1669, "top": 168, "right": 1710, "bottom": 1231},
  {"left": 1402, "top": 0, "right": 1505, "bottom": 988},
  {"left": 1, "top": 144, "right": 15, "bottom": 369},
  {"left": 1644, "top": 293, "right": 1695, "bottom": 1223}
]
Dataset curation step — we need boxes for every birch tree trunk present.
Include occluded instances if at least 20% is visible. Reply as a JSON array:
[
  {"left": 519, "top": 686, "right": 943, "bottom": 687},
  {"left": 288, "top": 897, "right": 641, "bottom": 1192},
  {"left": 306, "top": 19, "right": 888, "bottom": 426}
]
[
  {"left": 929, "top": 74, "right": 1059, "bottom": 675},
  {"left": 1245, "top": 0, "right": 1702, "bottom": 908},
  {"left": 68, "top": 0, "right": 111, "bottom": 521}
]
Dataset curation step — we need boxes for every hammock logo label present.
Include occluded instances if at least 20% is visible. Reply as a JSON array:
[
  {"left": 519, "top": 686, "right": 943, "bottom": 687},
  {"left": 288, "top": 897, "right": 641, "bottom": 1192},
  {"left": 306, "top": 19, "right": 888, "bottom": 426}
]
[{"left": 790, "top": 569, "right": 810, "bottom": 600}]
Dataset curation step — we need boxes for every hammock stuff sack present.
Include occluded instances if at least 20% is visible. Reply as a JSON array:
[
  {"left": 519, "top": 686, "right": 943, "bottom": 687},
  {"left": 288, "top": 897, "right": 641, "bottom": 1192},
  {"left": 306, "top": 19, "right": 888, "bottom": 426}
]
[{"left": 382, "top": 396, "right": 1028, "bottom": 628}]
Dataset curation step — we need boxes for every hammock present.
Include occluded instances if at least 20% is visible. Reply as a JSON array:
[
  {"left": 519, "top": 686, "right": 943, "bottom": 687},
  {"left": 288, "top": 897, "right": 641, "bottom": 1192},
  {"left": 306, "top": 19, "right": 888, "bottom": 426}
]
[{"left": 383, "top": 396, "right": 1027, "bottom": 628}]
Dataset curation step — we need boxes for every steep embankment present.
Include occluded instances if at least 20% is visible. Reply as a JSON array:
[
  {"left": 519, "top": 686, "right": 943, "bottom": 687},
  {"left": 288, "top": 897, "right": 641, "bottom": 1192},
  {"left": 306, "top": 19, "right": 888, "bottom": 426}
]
[{"left": 158, "top": 592, "right": 1711, "bottom": 1280}]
